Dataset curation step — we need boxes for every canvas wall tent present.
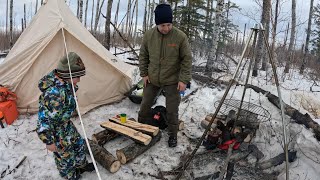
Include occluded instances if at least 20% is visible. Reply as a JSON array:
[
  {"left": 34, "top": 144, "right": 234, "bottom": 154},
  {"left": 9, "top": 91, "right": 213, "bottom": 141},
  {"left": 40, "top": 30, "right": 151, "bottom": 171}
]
[{"left": 0, "top": 0, "right": 136, "bottom": 114}]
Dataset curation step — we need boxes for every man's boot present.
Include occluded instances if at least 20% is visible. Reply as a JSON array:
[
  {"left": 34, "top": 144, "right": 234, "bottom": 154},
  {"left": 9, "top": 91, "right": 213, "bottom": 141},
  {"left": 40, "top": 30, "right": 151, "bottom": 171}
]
[{"left": 168, "top": 136, "right": 177, "bottom": 147}]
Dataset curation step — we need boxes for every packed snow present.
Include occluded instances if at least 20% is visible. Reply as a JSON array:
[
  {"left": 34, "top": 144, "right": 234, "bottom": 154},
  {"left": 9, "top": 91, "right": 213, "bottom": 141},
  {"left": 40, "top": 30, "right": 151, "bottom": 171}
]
[{"left": 1, "top": 53, "right": 320, "bottom": 180}]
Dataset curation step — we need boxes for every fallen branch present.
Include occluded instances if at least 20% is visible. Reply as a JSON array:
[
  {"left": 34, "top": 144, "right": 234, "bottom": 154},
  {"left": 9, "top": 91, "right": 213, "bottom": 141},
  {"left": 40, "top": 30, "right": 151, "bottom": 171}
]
[
  {"left": 1, "top": 156, "right": 27, "bottom": 178},
  {"left": 113, "top": 49, "right": 139, "bottom": 56},
  {"left": 247, "top": 84, "right": 320, "bottom": 141}
]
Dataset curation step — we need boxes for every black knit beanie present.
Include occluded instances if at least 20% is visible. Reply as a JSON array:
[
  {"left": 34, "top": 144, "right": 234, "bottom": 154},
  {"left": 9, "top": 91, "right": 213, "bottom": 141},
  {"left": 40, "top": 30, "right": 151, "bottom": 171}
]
[
  {"left": 154, "top": 4, "right": 173, "bottom": 25},
  {"left": 56, "top": 52, "right": 86, "bottom": 79}
]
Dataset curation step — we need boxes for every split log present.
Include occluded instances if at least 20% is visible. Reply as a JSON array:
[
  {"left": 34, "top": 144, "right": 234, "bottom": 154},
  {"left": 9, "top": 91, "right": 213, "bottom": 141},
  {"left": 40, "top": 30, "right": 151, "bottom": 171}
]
[
  {"left": 100, "top": 121, "right": 152, "bottom": 145},
  {"left": 204, "top": 114, "right": 226, "bottom": 122},
  {"left": 200, "top": 119, "right": 217, "bottom": 129},
  {"left": 91, "top": 129, "right": 120, "bottom": 146},
  {"left": 125, "top": 118, "right": 184, "bottom": 131},
  {"left": 116, "top": 131, "right": 162, "bottom": 164},
  {"left": 109, "top": 117, "right": 159, "bottom": 136},
  {"left": 179, "top": 120, "right": 184, "bottom": 130},
  {"left": 88, "top": 139, "right": 121, "bottom": 173},
  {"left": 247, "top": 84, "right": 320, "bottom": 141}
]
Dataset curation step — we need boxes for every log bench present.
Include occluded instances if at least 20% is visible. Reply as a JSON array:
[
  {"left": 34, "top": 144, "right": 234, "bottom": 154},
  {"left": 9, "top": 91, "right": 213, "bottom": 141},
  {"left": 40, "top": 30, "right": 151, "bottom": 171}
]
[{"left": 89, "top": 118, "right": 162, "bottom": 173}]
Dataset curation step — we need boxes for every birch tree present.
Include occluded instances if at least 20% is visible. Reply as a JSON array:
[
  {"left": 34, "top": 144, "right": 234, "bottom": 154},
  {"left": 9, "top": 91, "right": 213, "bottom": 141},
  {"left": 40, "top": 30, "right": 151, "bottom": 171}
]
[
  {"left": 253, "top": 0, "right": 271, "bottom": 76},
  {"left": 284, "top": 0, "right": 296, "bottom": 73},
  {"left": 149, "top": 0, "right": 155, "bottom": 29},
  {"left": 79, "top": 0, "right": 83, "bottom": 23},
  {"left": 203, "top": 0, "right": 211, "bottom": 40},
  {"left": 205, "top": 0, "right": 224, "bottom": 76},
  {"left": 270, "top": 0, "right": 280, "bottom": 62},
  {"left": 104, "top": 0, "right": 113, "bottom": 50},
  {"left": 300, "top": 0, "right": 314, "bottom": 74}
]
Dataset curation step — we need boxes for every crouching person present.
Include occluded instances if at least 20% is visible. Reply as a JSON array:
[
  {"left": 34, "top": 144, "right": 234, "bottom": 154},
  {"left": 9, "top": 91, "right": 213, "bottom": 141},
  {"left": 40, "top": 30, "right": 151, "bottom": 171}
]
[{"left": 37, "top": 52, "right": 94, "bottom": 179}]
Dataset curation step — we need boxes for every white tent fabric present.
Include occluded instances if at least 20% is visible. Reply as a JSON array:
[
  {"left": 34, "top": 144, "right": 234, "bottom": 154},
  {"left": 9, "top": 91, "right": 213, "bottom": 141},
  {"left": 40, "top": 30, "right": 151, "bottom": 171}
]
[{"left": 0, "top": 0, "right": 135, "bottom": 114}]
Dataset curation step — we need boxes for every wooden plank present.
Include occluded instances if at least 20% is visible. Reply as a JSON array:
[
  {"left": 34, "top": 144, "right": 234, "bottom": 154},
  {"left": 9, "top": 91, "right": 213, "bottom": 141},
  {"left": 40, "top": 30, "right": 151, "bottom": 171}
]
[
  {"left": 109, "top": 117, "right": 159, "bottom": 136},
  {"left": 116, "top": 131, "right": 162, "bottom": 164},
  {"left": 100, "top": 121, "right": 152, "bottom": 145}
]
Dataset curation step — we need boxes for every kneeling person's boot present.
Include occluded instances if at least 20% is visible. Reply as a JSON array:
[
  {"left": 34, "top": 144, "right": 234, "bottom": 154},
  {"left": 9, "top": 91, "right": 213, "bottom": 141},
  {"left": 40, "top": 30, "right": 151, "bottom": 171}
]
[
  {"left": 77, "top": 162, "right": 95, "bottom": 174},
  {"left": 168, "top": 136, "right": 177, "bottom": 148}
]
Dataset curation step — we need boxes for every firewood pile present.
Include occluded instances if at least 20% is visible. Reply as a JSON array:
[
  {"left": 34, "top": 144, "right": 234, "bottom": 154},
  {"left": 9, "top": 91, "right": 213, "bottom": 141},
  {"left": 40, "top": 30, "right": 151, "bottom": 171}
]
[{"left": 88, "top": 117, "right": 162, "bottom": 173}]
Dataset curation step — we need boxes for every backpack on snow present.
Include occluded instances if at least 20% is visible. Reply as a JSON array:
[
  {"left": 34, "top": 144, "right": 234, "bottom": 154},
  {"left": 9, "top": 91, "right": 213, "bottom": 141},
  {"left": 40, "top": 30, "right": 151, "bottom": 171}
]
[{"left": 149, "top": 105, "right": 168, "bottom": 130}]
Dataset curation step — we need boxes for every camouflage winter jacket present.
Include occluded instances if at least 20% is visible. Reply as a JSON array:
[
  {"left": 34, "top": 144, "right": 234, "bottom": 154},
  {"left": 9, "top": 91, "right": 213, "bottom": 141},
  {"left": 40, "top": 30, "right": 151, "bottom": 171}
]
[
  {"left": 139, "top": 26, "right": 192, "bottom": 86},
  {"left": 37, "top": 70, "right": 81, "bottom": 150}
]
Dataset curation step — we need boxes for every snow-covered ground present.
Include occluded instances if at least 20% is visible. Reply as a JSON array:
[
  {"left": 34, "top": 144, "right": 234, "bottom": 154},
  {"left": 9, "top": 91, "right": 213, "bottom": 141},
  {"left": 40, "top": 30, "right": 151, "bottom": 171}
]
[{"left": 1, "top": 53, "right": 320, "bottom": 180}]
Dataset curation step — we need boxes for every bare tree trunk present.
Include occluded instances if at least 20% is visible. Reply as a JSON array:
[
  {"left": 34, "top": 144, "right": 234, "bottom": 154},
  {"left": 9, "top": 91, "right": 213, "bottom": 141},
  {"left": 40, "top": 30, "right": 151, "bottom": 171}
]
[
  {"left": 253, "top": 0, "right": 271, "bottom": 76},
  {"left": 270, "top": 0, "right": 279, "bottom": 63},
  {"left": 9, "top": 0, "right": 13, "bottom": 48},
  {"left": 24, "top": 4, "right": 27, "bottom": 29},
  {"left": 91, "top": 0, "right": 95, "bottom": 30},
  {"left": 284, "top": 0, "right": 296, "bottom": 73},
  {"left": 41, "top": 0, "right": 43, "bottom": 5},
  {"left": 241, "top": 23, "right": 246, "bottom": 47},
  {"left": 104, "top": 0, "right": 113, "bottom": 50},
  {"left": 203, "top": 0, "right": 211, "bottom": 40},
  {"left": 128, "top": 0, "right": 137, "bottom": 38},
  {"left": 282, "top": 23, "right": 289, "bottom": 48},
  {"left": 79, "top": 0, "right": 83, "bottom": 23},
  {"left": 77, "top": 0, "right": 80, "bottom": 18},
  {"left": 300, "top": 0, "right": 314, "bottom": 74},
  {"left": 205, "top": 0, "right": 224, "bottom": 77},
  {"left": 143, "top": 0, "right": 148, "bottom": 32},
  {"left": 84, "top": 0, "right": 89, "bottom": 27},
  {"left": 94, "top": 0, "right": 101, "bottom": 33},
  {"left": 261, "top": 5, "right": 271, "bottom": 71},
  {"left": 125, "top": 0, "right": 132, "bottom": 35},
  {"left": 6, "top": 0, "right": 9, "bottom": 37},
  {"left": 133, "top": 0, "right": 138, "bottom": 47},
  {"left": 94, "top": 0, "right": 106, "bottom": 34},
  {"left": 35, "top": 0, "right": 38, "bottom": 14},
  {"left": 114, "top": 0, "right": 121, "bottom": 27},
  {"left": 146, "top": 0, "right": 151, "bottom": 30},
  {"left": 149, "top": 0, "right": 155, "bottom": 29},
  {"left": 21, "top": 18, "right": 24, "bottom": 32}
]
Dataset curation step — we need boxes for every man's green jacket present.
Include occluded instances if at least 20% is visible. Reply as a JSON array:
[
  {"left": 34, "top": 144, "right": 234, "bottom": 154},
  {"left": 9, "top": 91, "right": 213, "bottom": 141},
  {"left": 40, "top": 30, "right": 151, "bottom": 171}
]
[{"left": 139, "top": 26, "right": 192, "bottom": 87}]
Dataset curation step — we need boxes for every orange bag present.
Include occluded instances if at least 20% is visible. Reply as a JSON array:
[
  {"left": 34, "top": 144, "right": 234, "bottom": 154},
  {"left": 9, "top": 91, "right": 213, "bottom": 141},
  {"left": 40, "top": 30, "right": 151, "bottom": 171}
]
[{"left": 0, "top": 86, "right": 17, "bottom": 102}]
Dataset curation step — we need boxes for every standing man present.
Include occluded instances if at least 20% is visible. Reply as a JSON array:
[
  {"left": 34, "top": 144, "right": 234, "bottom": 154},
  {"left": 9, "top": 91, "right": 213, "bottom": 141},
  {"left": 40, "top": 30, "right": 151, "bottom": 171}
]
[
  {"left": 138, "top": 4, "right": 192, "bottom": 147},
  {"left": 37, "top": 52, "right": 94, "bottom": 179}
]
